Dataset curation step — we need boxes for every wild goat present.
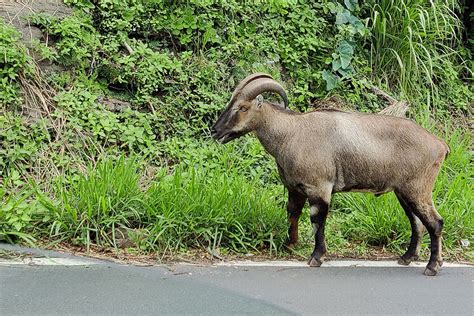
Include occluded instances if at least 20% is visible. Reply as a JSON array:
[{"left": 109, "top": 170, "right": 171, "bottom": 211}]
[{"left": 211, "top": 73, "right": 450, "bottom": 276}]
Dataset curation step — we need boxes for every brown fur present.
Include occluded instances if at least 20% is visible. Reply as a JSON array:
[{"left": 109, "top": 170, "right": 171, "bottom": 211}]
[{"left": 212, "top": 80, "right": 449, "bottom": 276}]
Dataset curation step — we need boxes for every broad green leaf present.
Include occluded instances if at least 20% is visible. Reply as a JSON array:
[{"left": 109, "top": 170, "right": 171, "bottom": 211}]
[
  {"left": 322, "top": 70, "right": 338, "bottom": 91},
  {"left": 335, "top": 10, "right": 352, "bottom": 25},
  {"left": 337, "top": 40, "right": 354, "bottom": 56},
  {"left": 348, "top": 15, "right": 365, "bottom": 34},
  {"left": 340, "top": 55, "right": 352, "bottom": 69},
  {"left": 344, "top": 0, "right": 358, "bottom": 11},
  {"left": 13, "top": 222, "right": 23, "bottom": 231},
  {"left": 338, "top": 65, "right": 355, "bottom": 78}
]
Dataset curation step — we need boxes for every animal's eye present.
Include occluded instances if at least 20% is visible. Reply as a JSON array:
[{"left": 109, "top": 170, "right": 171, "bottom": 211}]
[{"left": 240, "top": 107, "right": 248, "bottom": 112}]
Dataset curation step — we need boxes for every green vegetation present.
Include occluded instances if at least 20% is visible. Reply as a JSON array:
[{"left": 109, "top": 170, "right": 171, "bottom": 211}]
[
  {"left": 2, "top": 128, "right": 472, "bottom": 260},
  {"left": 0, "top": 21, "right": 34, "bottom": 106},
  {"left": 369, "top": 0, "right": 467, "bottom": 102},
  {"left": 1, "top": 0, "right": 472, "bottom": 261},
  {"left": 35, "top": 158, "right": 286, "bottom": 255}
]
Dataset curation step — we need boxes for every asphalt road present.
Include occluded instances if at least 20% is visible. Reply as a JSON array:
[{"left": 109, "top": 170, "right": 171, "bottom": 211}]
[{"left": 1, "top": 246, "right": 472, "bottom": 315}]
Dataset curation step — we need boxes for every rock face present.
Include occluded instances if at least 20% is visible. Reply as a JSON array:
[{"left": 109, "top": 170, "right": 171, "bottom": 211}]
[
  {"left": 0, "top": 0, "right": 72, "bottom": 43},
  {"left": 0, "top": 0, "right": 72, "bottom": 74},
  {"left": 1, "top": 1, "right": 73, "bottom": 114}
]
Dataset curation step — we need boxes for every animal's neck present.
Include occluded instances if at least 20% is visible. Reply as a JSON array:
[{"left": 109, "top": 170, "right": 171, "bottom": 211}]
[{"left": 254, "top": 104, "right": 295, "bottom": 159}]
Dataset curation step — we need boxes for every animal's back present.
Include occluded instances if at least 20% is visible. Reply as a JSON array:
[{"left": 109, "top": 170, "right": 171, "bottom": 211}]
[{"left": 306, "top": 111, "right": 448, "bottom": 193}]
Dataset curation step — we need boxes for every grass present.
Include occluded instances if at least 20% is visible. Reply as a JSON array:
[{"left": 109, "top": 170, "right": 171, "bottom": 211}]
[
  {"left": 1, "top": 124, "right": 472, "bottom": 261},
  {"left": 369, "top": 0, "right": 466, "bottom": 100},
  {"left": 29, "top": 154, "right": 287, "bottom": 257}
]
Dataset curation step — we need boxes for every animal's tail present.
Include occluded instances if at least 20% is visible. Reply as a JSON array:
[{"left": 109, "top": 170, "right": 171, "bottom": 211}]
[{"left": 443, "top": 141, "right": 450, "bottom": 160}]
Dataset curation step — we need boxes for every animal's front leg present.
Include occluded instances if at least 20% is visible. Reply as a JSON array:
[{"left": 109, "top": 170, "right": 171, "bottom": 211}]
[
  {"left": 307, "top": 196, "right": 330, "bottom": 267},
  {"left": 285, "top": 189, "right": 307, "bottom": 250}
]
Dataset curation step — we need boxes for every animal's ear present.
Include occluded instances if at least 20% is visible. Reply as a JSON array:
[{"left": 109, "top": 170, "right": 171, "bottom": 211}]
[{"left": 256, "top": 94, "right": 264, "bottom": 107}]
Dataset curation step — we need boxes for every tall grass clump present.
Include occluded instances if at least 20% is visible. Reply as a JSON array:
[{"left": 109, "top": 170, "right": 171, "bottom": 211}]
[
  {"left": 145, "top": 165, "right": 286, "bottom": 254},
  {"left": 433, "top": 128, "right": 473, "bottom": 250},
  {"left": 39, "top": 157, "right": 146, "bottom": 249},
  {"left": 36, "top": 156, "right": 287, "bottom": 254},
  {"left": 368, "top": 0, "right": 465, "bottom": 100}
]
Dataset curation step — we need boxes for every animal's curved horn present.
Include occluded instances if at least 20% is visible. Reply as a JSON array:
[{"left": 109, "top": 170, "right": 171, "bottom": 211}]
[
  {"left": 240, "top": 77, "right": 288, "bottom": 108},
  {"left": 230, "top": 73, "right": 274, "bottom": 103}
]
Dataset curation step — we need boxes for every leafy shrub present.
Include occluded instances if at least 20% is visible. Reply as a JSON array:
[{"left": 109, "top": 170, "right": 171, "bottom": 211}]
[
  {"left": 0, "top": 115, "right": 50, "bottom": 176},
  {"left": 30, "top": 12, "right": 101, "bottom": 70},
  {"left": 321, "top": 0, "right": 368, "bottom": 90},
  {"left": 106, "top": 39, "right": 182, "bottom": 104},
  {"left": 0, "top": 19, "right": 34, "bottom": 107}
]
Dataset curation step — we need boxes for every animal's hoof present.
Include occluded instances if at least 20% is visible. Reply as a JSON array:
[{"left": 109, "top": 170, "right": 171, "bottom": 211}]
[
  {"left": 423, "top": 267, "right": 438, "bottom": 276},
  {"left": 308, "top": 256, "right": 323, "bottom": 267},
  {"left": 438, "top": 260, "right": 444, "bottom": 267},
  {"left": 284, "top": 242, "right": 296, "bottom": 252},
  {"left": 397, "top": 257, "right": 411, "bottom": 266},
  {"left": 398, "top": 253, "right": 419, "bottom": 266}
]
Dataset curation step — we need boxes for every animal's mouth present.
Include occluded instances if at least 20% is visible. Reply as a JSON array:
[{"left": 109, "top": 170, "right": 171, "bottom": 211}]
[{"left": 211, "top": 130, "right": 243, "bottom": 144}]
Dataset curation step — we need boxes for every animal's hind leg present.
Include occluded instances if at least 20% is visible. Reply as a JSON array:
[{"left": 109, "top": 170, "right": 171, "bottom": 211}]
[
  {"left": 396, "top": 193, "right": 424, "bottom": 265},
  {"left": 398, "top": 193, "right": 443, "bottom": 276}
]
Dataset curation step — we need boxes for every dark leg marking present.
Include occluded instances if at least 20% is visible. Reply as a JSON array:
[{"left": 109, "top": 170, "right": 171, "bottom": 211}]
[
  {"left": 308, "top": 197, "right": 329, "bottom": 267},
  {"left": 285, "top": 190, "right": 307, "bottom": 250},
  {"left": 396, "top": 193, "right": 424, "bottom": 265},
  {"left": 398, "top": 193, "right": 443, "bottom": 276}
]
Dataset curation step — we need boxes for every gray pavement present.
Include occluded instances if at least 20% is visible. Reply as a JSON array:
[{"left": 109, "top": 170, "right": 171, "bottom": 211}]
[{"left": 0, "top": 245, "right": 472, "bottom": 315}]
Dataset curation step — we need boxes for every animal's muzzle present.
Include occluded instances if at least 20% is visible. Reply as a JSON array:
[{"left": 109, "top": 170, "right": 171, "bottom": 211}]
[{"left": 211, "top": 126, "right": 220, "bottom": 140}]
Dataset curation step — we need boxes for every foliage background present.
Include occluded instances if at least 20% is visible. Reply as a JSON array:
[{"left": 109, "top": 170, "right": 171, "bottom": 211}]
[{"left": 1, "top": 0, "right": 472, "bottom": 260}]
